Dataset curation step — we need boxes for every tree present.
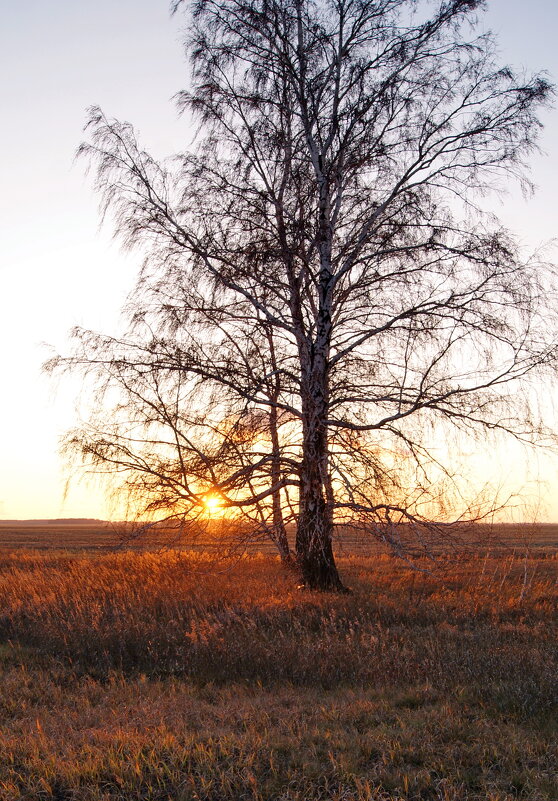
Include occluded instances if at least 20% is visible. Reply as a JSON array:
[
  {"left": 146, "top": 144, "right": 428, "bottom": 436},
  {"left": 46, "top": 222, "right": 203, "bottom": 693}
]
[
  {"left": 58, "top": 0, "right": 556, "bottom": 590},
  {"left": 57, "top": 320, "right": 299, "bottom": 559}
]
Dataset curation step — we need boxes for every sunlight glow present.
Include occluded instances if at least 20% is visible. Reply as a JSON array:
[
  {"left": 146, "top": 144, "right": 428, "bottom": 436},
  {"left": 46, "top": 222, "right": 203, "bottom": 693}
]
[{"left": 203, "top": 494, "right": 223, "bottom": 514}]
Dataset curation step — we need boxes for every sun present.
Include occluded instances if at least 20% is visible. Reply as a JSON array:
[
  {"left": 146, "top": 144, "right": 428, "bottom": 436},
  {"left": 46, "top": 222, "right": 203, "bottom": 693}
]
[{"left": 203, "top": 494, "right": 223, "bottom": 514}]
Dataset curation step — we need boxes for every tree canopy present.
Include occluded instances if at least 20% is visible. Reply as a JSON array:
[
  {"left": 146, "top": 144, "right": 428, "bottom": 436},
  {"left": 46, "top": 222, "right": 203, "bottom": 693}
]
[{"left": 53, "top": 0, "right": 557, "bottom": 590}]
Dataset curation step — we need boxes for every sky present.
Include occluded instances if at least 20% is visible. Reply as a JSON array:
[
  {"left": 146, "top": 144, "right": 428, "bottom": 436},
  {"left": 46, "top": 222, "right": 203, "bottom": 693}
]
[{"left": 1, "top": 0, "right": 557, "bottom": 521}]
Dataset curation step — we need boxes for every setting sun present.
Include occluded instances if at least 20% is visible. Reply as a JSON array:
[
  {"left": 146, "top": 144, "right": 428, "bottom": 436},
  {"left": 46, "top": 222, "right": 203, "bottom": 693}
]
[{"left": 203, "top": 494, "right": 223, "bottom": 514}]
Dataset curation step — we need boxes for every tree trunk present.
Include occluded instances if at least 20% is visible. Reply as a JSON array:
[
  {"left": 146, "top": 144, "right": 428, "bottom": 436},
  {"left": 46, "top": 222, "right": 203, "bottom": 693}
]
[
  {"left": 267, "top": 326, "right": 292, "bottom": 564},
  {"left": 295, "top": 391, "right": 345, "bottom": 591},
  {"left": 270, "top": 404, "right": 292, "bottom": 564},
  {"left": 273, "top": 511, "right": 293, "bottom": 565},
  {"left": 293, "top": 289, "right": 346, "bottom": 589},
  {"left": 293, "top": 132, "right": 345, "bottom": 589}
]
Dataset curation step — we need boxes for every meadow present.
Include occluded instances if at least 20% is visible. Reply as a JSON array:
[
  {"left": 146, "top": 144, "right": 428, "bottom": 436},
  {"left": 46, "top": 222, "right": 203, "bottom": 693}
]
[{"left": 0, "top": 525, "right": 556, "bottom": 800}]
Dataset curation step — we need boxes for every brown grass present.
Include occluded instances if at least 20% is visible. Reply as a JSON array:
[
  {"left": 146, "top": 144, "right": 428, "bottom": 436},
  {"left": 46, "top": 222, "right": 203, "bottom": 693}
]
[{"left": 0, "top": 547, "right": 556, "bottom": 800}]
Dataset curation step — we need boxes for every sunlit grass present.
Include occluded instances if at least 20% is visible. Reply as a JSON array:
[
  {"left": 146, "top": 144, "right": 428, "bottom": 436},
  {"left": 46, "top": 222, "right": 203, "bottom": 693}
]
[{"left": 0, "top": 548, "right": 556, "bottom": 799}]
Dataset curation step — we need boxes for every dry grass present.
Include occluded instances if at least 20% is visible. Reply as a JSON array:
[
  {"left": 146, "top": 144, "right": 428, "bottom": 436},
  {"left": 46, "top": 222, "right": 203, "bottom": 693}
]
[
  {"left": 1, "top": 520, "right": 557, "bottom": 553},
  {"left": 0, "top": 547, "right": 556, "bottom": 800}
]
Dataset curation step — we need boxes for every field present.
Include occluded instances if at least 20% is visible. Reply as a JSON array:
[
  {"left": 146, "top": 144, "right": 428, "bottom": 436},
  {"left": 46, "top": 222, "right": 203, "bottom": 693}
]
[
  {"left": 1, "top": 520, "right": 558, "bottom": 552},
  {"left": 0, "top": 523, "right": 556, "bottom": 800}
]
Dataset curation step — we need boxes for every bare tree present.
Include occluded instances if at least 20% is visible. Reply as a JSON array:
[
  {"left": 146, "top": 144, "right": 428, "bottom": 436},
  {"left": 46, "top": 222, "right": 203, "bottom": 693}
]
[
  {"left": 59, "top": 0, "right": 556, "bottom": 590},
  {"left": 54, "top": 320, "right": 298, "bottom": 558}
]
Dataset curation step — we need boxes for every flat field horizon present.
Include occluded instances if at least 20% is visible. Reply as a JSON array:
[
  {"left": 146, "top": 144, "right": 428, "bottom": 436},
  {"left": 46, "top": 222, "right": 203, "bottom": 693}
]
[{"left": 0, "top": 517, "right": 557, "bottom": 554}]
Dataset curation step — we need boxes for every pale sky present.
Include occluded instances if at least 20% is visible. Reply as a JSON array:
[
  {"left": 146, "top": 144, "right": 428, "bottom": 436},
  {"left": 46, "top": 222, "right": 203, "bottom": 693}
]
[{"left": 1, "top": 0, "right": 557, "bottom": 520}]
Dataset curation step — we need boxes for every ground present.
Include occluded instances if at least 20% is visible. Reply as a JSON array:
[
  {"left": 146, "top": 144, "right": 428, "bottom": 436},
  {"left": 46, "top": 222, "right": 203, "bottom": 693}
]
[{"left": 0, "top": 524, "right": 556, "bottom": 800}]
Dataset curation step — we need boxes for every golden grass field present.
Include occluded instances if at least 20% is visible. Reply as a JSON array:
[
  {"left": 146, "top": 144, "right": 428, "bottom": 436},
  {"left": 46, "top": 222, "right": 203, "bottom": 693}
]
[
  {"left": 0, "top": 522, "right": 556, "bottom": 800},
  {"left": 1, "top": 518, "right": 558, "bottom": 550}
]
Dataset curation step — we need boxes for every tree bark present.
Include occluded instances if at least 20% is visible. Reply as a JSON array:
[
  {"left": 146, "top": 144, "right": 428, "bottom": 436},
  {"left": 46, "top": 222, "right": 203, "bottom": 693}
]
[
  {"left": 266, "top": 324, "right": 292, "bottom": 564},
  {"left": 296, "top": 429, "right": 345, "bottom": 590},
  {"left": 293, "top": 154, "right": 346, "bottom": 589},
  {"left": 295, "top": 378, "right": 345, "bottom": 591},
  {"left": 270, "top": 401, "right": 292, "bottom": 563}
]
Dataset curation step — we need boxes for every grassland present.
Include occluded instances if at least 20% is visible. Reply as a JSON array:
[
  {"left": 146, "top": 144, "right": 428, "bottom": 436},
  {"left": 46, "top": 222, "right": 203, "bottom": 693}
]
[{"left": 0, "top": 528, "right": 556, "bottom": 800}]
